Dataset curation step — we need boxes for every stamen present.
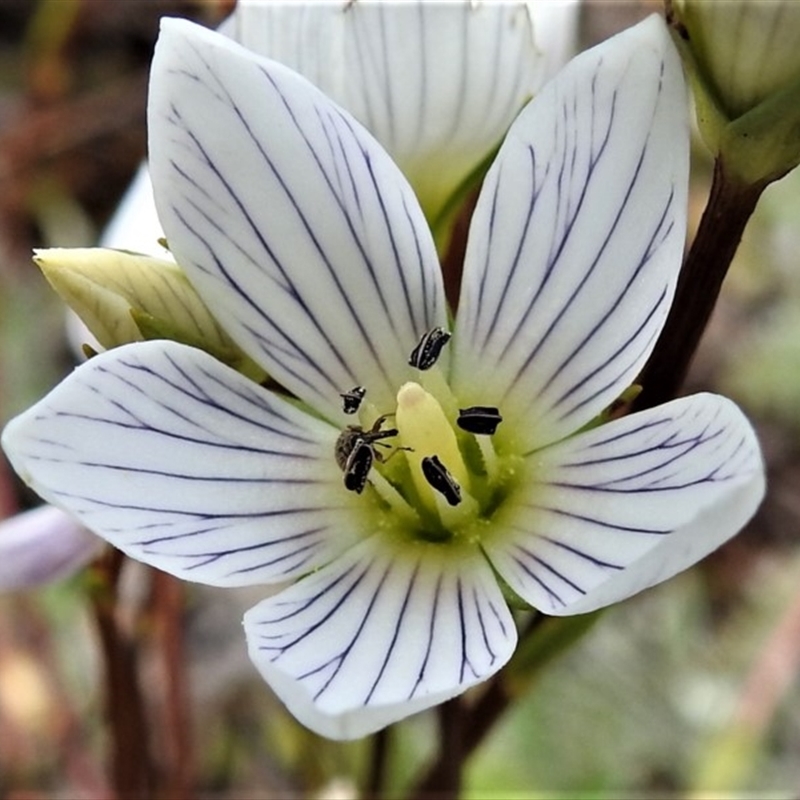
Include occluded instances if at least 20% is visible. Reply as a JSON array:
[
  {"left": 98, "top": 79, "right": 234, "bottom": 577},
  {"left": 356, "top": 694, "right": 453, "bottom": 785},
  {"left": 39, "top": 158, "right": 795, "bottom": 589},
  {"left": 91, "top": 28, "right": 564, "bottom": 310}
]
[
  {"left": 421, "top": 455, "right": 462, "bottom": 506},
  {"left": 408, "top": 327, "right": 451, "bottom": 370},
  {"left": 457, "top": 406, "right": 503, "bottom": 435},
  {"left": 475, "top": 433, "right": 499, "bottom": 483},
  {"left": 367, "top": 470, "right": 420, "bottom": 525},
  {"left": 340, "top": 385, "right": 366, "bottom": 415}
]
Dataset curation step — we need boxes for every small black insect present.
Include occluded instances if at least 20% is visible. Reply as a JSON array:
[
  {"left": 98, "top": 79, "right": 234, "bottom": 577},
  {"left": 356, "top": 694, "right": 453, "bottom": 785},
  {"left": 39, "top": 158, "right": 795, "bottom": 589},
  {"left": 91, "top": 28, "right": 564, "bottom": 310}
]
[
  {"left": 335, "top": 415, "right": 399, "bottom": 494},
  {"left": 421, "top": 455, "right": 462, "bottom": 506},
  {"left": 408, "top": 327, "right": 451, "bottom": 370},
  {"left": 457, "top": 406, "right": 503, "bottom": 435},
  {"left": 340, "top": 385, "right": 366, "bottom": 415}
]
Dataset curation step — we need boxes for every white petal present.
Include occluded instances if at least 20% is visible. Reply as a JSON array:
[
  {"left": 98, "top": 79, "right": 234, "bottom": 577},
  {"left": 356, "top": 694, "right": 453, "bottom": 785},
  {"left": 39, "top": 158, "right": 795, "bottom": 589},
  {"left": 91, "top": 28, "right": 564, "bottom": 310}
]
[
  {"left": 334, "top": 2, "right": 553, "bottom": 222},
  {"left": 2, "top": 341, "right": 361, "bottom": 587},
  {"left": 244, "top": 536, "right": 516, "bottom": 739},
  {"left": 225, "top": 1, "right": 344, "bottom": 87},
  {"left": 452, "top": 15, "right": 690, "bottom": 451},
  {"left": 230, "top": 2, "right": 578, "bottom": 222},
  {"left": 527, "top": 1, "right": 583, "bottom": 90},
  {"left": 148, "top": 19, "right": 445, "bottom": 421},
  {"left": 484, "top": 394, "right": 765, "bottom": 615},
  {"left": 0, "top": 506, "right": 102, "bottom": 590}
]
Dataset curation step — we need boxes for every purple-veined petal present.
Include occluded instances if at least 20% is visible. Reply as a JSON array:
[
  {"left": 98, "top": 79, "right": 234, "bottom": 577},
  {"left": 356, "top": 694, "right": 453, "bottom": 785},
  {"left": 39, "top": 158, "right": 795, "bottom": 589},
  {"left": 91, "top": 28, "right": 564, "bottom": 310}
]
[
  {"left": 244, "top": 535, "right": 516, "bottom": 739},
  {"left": 451, "top": 15, "right": 689, "bottom": 451},
  {"left": 0, "top": 506, "right": 102, "bottom": 590},
  {"left": 484, "top": 393, "right": 764, "bottom": 616},
  {"left": 148, "top": 19, "right": 446, "bottom": 422},
  {"left": 230, "top": 1, "right": 580, "bottom": 223},
  {"left": 1, "top": 340, "right": 362, "bottom": 588}
]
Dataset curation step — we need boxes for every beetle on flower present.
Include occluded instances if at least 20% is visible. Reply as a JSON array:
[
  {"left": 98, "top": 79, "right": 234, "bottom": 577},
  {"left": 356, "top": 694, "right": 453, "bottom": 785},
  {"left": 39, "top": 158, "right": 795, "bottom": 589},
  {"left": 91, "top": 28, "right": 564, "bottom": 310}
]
[{"left": 2, "top": 15, "right": 764, "bottom": 739}]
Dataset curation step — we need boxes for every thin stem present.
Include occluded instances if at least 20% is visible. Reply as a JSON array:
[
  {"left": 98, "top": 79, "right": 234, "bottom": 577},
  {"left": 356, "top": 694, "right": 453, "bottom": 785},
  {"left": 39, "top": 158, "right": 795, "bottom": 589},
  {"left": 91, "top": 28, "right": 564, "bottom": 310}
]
[
  {"left": 635, "top": 158, "right": 766, "bottom": 410},
  {"left": 152, "top": 571, "right": 193, "bottom": 800},
  {"left": 461, "top": 613, "right": 549, "bottom": 759},
  {"left": 408, "top": 698, "right": 465, "bottom": 800},
  {"left": 364, "top": 726, "right": 391, "bottom": 799},
  {"left": 89, "top": 549, "right": 156, "bottom": 799},
  {"left": 407, "top": 615, "right": 550, "bottom": 800}
]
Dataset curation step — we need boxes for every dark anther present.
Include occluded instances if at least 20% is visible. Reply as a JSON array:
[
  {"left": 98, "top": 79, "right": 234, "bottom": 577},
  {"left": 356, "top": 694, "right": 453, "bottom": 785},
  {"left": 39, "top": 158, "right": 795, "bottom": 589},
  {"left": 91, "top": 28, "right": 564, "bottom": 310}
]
[
  {"left": 421, "top": 455, "right": 462, "bottom": 506},
  {"left": 340, "top": 385, "right": 366, "bottom": 415},
  {"left": 408, "top": 327, "right": 451, "bottom": 370},
  {"left": 342, "top": 439, "right": 375, "bottom": 493},
  {"left": 457, "top": 406, "right": 503, "bottom": 435},
  {"left": 335, "top": 415, "right": 398, "bottom": 494}
]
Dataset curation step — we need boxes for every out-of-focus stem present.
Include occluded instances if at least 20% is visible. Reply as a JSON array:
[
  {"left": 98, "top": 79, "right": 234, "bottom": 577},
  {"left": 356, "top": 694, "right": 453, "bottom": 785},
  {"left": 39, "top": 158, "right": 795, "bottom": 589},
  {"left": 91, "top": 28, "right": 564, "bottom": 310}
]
[
  {"left": 364, "top": 726, "right": 390, "bottom": 799},
  {"left": 407, "top": 697, "right": 464, "bottom": 800},
  {"left": 152, "top": 571, "right": 193, "bottom": 800},
  {"left": 89, "top": 549, "right": 155, "bottom": 799}
]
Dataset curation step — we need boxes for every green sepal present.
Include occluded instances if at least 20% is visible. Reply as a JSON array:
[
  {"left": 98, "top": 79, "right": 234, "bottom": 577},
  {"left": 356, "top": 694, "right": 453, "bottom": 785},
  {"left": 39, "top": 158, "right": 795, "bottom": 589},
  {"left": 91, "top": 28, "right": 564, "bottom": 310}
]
[
  {"left": 494, "top": 568, "right": 536, "bottom": 612},
  {"left": 719, "top": 74, "right": 800, "bottom": 185},
  {"left": 508, "top": 609, "right": 604, "bottom": 679}
]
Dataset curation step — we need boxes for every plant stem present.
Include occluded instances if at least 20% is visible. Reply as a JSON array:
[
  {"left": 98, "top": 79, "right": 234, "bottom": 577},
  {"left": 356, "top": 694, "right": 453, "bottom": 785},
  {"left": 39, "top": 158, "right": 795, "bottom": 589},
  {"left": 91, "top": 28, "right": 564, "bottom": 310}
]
[
  {"left": 407, "top": 698, "right": 465, "bottom": 800},
  {"left": 152, "top": 571, "right": 192, "bottom": 799},
  {"left": 407, "top": 615, "right": 552, "bottom": 800},
  {"left": 635, "top": 158, "right": 766, "bottom": 410},
  {"left": 89, "top": 549, "right": 156, "bottom": 799},
  {"left": 364, "top": 726, "right": 391, "bottom": 799}
]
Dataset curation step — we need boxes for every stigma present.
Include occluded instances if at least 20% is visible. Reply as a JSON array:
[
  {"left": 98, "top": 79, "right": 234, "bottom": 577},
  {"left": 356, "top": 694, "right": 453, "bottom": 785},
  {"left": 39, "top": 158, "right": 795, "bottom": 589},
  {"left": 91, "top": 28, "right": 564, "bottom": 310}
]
[{"left": 395, "top": 381, "right": 470, "bottom": 515}]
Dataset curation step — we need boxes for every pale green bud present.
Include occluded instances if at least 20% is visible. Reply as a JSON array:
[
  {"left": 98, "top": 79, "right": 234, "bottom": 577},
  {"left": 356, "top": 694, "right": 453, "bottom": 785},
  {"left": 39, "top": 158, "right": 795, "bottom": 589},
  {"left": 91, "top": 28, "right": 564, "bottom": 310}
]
[
  {"left": 35, "top": 248, "right": 266, "bottom": 382},
  {"left": 670, "top": 0, "right": 800, "bottom": 185}
]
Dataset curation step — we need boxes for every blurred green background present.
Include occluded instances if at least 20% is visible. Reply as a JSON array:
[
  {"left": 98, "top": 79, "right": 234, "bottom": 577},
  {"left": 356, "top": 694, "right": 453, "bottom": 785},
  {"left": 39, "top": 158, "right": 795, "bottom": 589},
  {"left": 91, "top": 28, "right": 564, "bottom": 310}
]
[{"left": 1, "top": 1, "right": 799, "bottom": 797}]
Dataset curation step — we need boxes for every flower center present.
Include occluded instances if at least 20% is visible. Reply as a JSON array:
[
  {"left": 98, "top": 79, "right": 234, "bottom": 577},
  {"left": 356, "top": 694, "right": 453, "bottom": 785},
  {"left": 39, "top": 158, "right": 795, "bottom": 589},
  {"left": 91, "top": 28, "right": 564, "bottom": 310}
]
[
  {"left": 334, "top": 367, "right": 519, "bottom": 544},
  {"left": 332, "top": 328, "right": 524, "bottom": 544}
]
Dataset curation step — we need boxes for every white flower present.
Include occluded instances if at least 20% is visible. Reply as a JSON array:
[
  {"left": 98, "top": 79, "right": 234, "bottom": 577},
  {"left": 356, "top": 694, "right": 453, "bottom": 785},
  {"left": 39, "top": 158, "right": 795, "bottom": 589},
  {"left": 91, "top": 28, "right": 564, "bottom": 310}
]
[
  {"left": 227, "top": 0, "right": 580, "bottom": 223},
  {"left": 105, "top": 0, "right": 580, "bottom": 248},
  {"left": 2, "top": 15, "right": 764, "bottom": 739}
]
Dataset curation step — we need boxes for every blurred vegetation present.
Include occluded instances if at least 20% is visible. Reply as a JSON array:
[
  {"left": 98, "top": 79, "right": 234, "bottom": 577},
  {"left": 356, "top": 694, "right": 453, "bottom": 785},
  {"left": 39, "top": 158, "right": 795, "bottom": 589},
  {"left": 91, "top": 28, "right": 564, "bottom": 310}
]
[{"left": 1, "top": 1, "right": 799, "bottom": 798}]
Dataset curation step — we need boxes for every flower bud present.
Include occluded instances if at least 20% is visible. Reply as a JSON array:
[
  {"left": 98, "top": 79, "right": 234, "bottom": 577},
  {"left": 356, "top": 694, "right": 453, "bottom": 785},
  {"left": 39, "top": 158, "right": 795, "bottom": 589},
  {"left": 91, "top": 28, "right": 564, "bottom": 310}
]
[
  {"left": 670, "top": 0, "right": 800, "bottom": 184},
  {"left": 35, "top": 248, "right": 266, "bottom": 381}
]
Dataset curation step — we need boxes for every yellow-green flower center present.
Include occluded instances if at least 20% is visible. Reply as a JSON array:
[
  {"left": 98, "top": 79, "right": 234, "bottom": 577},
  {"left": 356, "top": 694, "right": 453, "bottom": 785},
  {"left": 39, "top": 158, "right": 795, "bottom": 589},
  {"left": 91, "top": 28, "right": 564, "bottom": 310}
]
[{"left": 339, "top": 374, "right": 524, "bottom": 547}]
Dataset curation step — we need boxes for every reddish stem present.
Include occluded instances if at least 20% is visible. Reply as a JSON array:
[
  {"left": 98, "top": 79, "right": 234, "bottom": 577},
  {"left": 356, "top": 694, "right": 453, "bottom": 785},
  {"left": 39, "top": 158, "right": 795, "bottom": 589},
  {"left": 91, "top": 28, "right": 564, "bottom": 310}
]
[{"left": 89, "top": 549, "right": 156, "bottom": 799}]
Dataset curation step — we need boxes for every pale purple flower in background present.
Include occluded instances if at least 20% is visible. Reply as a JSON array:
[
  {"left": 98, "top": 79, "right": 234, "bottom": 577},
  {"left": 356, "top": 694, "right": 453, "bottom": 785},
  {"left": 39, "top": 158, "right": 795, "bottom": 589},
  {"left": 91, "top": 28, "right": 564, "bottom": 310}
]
[
  {"left": 2, "top": 15, "right": 764, "bottom": 740},
  {"left": 0, "top": 506, "right": 102, "bottom": 589}
]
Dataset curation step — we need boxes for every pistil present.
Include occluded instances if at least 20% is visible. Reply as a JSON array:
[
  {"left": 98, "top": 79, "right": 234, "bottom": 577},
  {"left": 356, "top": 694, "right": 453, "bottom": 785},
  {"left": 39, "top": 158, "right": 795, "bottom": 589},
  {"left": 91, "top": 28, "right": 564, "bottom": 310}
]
[{"left": 395, "top": 381, "right": 470, "bottom": 518}]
